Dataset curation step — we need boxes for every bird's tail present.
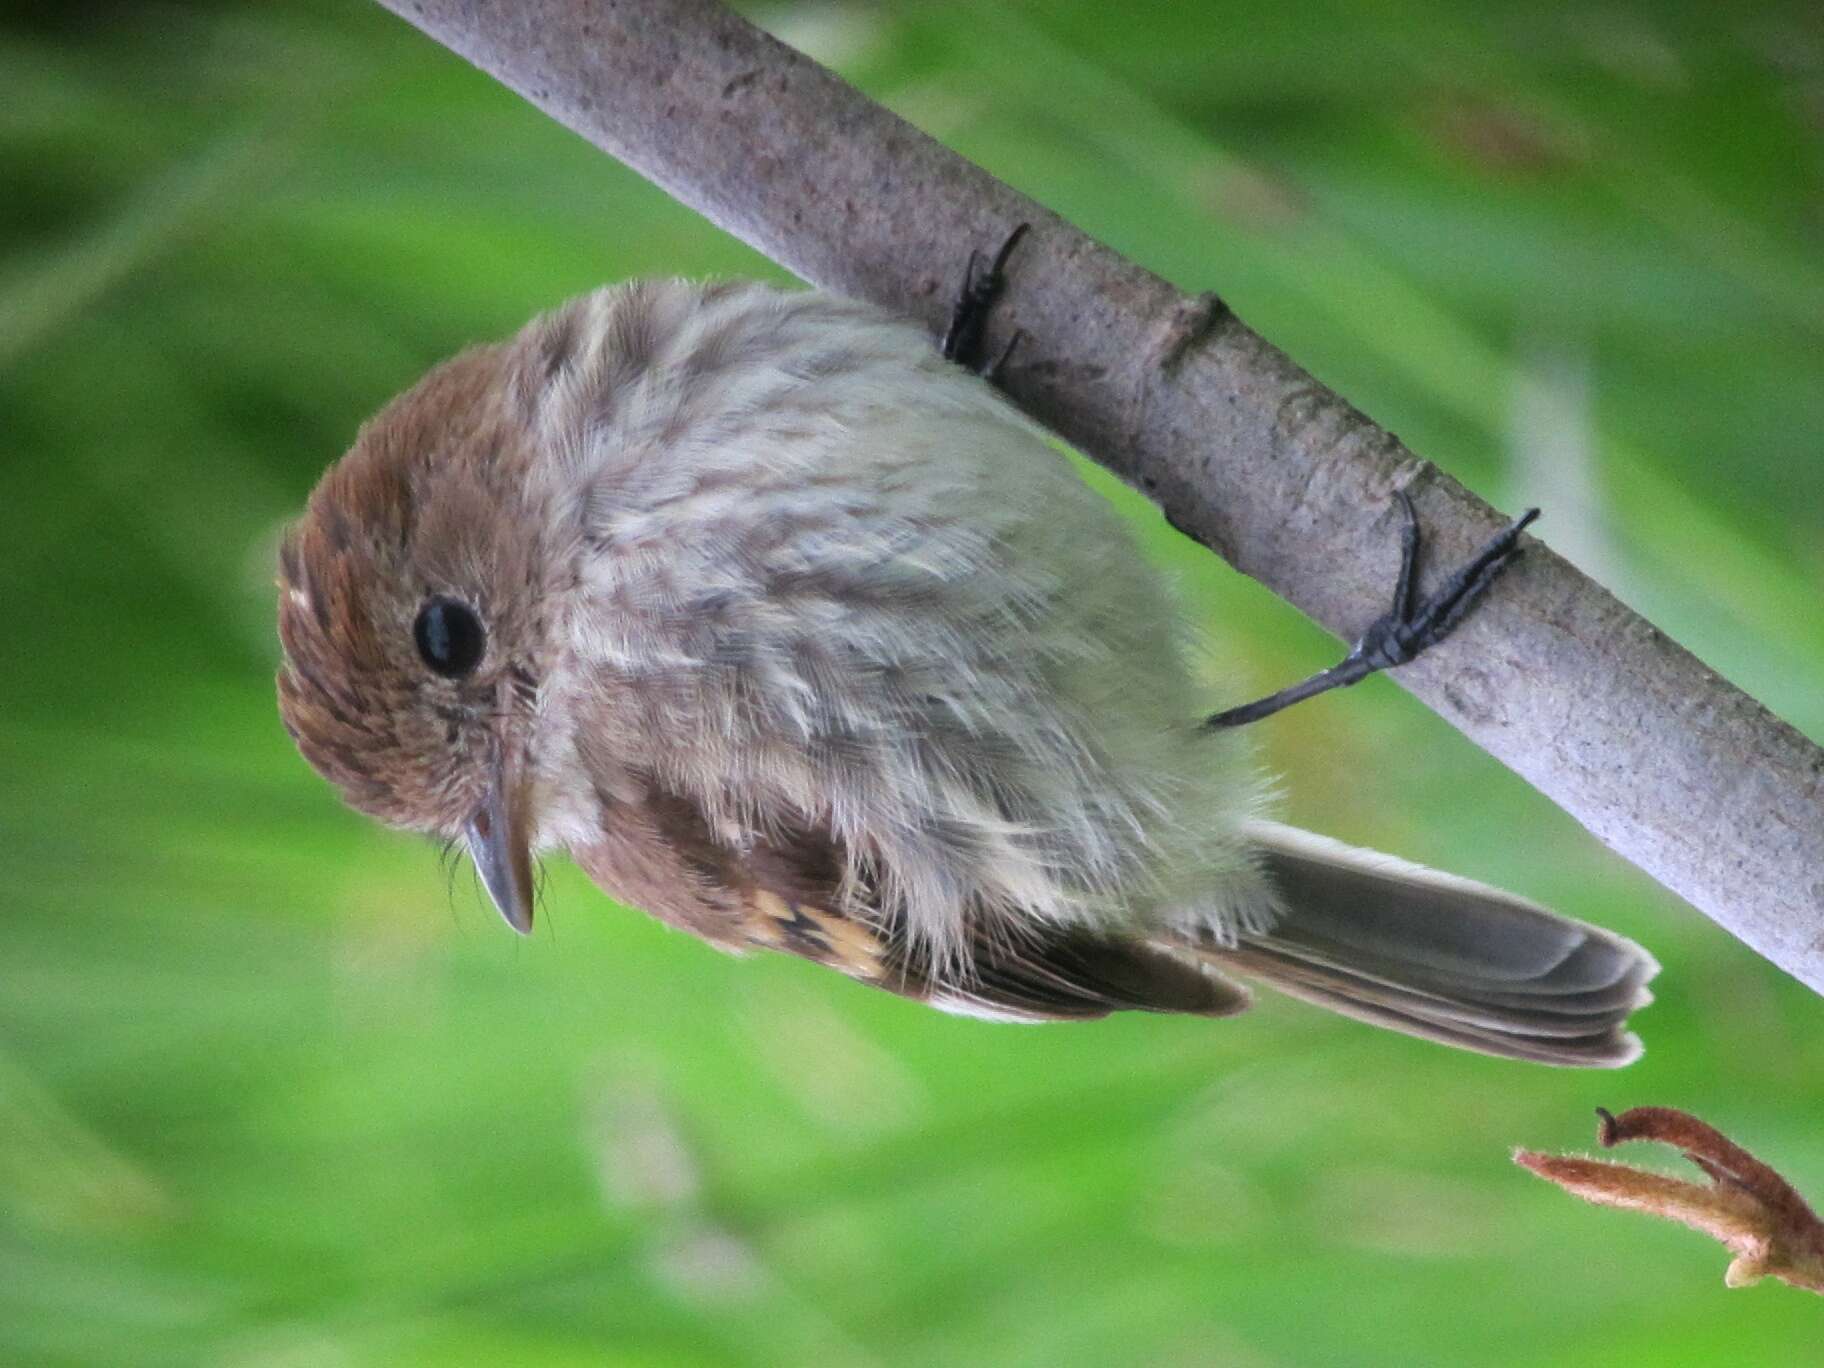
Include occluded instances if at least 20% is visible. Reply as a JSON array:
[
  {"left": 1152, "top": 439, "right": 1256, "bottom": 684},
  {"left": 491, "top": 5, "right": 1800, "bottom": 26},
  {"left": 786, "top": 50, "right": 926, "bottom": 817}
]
[{"left": 1201, "top": 821, "right": 1658, "bottom": 1067}]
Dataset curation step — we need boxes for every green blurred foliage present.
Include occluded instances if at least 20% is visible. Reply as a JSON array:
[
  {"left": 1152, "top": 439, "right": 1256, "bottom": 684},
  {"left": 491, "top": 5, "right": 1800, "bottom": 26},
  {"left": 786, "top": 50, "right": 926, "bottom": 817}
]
[{"left": 3, "top": 1, "right": 1823, "bottom": 1363}]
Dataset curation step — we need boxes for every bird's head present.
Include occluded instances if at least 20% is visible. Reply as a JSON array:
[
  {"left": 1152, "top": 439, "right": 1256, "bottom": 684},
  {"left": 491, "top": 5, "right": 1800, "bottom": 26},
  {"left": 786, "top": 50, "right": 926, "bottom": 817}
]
[{"left": 277, "top": 341, "right": 561, "bottom": 932}]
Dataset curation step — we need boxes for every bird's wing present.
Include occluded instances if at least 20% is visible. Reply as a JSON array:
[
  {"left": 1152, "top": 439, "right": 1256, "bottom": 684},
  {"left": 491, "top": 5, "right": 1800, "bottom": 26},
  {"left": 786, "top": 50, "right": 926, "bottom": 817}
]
[
  {"left": 737, "top": 881, "right": 1250, "bottom": 1022},
  {"left": 576, "top": 777, "right": 1248, "bottom": 1021},
  {"left": 714, "top": 808, "right": 1249, "bottom": 1023}
]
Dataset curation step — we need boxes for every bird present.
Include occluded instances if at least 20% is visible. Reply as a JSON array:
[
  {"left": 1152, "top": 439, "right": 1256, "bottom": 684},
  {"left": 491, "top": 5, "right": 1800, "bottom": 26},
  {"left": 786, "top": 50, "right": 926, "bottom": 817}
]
[{"left": 276, "top": 267, "right": 1656, "bottom": 1067}]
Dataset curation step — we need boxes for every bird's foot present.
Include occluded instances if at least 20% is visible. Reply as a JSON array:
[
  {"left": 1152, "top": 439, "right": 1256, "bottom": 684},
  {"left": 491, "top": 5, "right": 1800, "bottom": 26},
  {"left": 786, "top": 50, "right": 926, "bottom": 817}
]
[
  {"left": 941, "top": 222, "right": 1029, "bottom": 380},
  {"left": 1206, "top": 492, "right": 1541, "bottom": 728}
]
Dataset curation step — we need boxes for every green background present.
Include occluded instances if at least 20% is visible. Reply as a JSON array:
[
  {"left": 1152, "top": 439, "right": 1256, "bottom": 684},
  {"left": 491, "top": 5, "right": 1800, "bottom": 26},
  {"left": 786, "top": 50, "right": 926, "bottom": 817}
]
[{"left": 5, "top": 1, "right": 1822, "bottom": 1363}]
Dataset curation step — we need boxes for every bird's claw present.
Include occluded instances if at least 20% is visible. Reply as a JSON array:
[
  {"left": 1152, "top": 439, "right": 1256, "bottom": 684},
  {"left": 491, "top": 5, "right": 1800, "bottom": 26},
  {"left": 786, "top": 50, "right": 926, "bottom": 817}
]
[{"left": 942, "top": 222, "right": 1030, "bottom": 377}]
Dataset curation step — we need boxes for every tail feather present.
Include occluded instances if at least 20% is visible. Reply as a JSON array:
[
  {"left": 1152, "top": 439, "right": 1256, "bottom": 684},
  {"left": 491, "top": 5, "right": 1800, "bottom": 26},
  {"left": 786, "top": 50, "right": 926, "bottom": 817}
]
[{"left": 1200, "top": 821, "right": 1657, "bottom": 1067}]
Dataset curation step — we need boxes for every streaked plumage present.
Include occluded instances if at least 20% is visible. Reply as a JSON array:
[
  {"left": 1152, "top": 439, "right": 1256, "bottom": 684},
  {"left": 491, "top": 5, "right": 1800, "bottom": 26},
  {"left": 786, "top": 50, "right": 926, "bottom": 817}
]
[{"left": 278, "top": 280, "right": 1656, "bottom": 1066}]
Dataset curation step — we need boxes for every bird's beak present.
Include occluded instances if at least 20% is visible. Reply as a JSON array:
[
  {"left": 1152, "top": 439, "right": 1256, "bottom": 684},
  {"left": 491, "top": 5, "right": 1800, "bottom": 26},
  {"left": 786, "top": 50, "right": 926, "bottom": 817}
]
[{"left": 465, "top": 745, "right": 535, "bottom": 935}]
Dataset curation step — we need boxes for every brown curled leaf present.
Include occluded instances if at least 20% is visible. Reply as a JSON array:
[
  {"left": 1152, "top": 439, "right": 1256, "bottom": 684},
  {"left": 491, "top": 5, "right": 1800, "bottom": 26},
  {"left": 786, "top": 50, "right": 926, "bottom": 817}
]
[{"left": 1515, "top": 1106, "right": 1824, "bottom": 1294}]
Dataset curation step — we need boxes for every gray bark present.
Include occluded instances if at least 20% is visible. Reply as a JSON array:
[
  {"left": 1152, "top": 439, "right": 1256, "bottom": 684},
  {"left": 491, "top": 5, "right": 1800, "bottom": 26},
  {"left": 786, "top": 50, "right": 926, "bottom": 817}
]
[{"left": 370, "top": 0, "right": 1824, "bottom": 993}]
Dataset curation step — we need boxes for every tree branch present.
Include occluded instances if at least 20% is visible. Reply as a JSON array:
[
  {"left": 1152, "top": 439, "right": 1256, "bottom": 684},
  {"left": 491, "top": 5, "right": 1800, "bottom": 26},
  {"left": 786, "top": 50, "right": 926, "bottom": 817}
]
[{"left": 369, "top": 0, "right": 1824, "bottom": 993}]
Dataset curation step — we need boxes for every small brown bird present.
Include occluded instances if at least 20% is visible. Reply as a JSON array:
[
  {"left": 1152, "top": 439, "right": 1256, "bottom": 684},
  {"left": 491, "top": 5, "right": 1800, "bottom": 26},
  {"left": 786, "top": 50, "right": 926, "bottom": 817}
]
[{"left": 278, "top": 275, "right": 1655, "bottom": 1065}]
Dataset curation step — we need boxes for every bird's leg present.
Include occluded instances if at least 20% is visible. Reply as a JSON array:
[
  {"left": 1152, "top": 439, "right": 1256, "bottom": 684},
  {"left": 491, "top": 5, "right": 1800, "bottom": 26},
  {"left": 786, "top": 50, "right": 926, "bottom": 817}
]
[
  {"left": 1205, "top": 493, "right": 1541, "bottom": 729},
  {"left": 942, "top": 222, "right": 1030, "bottom": 379}
]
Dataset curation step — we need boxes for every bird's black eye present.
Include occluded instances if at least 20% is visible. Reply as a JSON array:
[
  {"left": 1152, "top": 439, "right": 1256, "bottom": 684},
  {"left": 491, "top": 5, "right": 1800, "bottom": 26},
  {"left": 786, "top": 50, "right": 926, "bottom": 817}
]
[{"left": 413, "top": 597, "right": 486, "bottom": 678}]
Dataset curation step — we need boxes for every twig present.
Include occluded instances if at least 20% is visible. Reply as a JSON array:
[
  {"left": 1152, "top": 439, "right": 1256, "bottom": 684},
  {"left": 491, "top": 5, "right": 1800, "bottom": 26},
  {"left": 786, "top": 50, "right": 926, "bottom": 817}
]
[
  {"left": 367, "top": 0, "right": 1824, "bottom": 994},
  {"left": 1515, "top": 1106, "right": 1824, "bottom": 1293}
]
